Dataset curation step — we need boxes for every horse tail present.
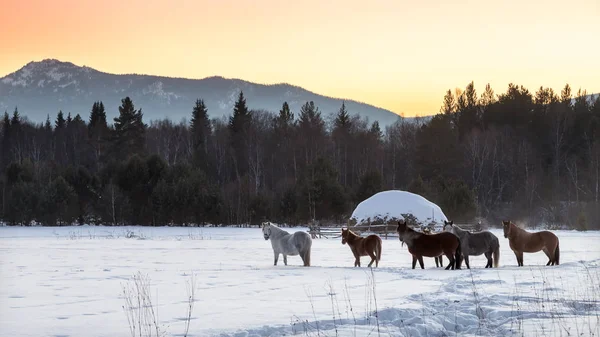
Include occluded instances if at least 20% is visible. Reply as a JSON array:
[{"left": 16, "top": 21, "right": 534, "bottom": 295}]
[
  {"left": 493, "top": 241, "right": 500, "bottom": 268},
  {"left": 455, "top": 237, "right": 462, "bottom": 269},
  {"left": 303, "top": 248, "right": 311, "bottom": 267},
  {"left": 554, "top": 240, "right": 560, "bottom": 265},
  {"left": 376, "top": 238, "right": 382, "bottom": 262},
  {"left": 303, "top": 236, "right": 312, "bottom": 267}
]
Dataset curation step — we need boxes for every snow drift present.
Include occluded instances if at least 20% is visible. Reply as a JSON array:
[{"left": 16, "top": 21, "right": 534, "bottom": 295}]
[{"left": 350, "top": 190, "right": 448, "bottom": 229}]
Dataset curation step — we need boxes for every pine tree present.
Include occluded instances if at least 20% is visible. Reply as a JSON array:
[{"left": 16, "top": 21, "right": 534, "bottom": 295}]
[
  {"left": 112, "top": 97, "right": 146, "bottom": 160},
  {"left": 228, "top": 91, "right": 252, "bottom": 175},
  {"left": 272, "top": 102, "right": 296, "bottom": 183},
  {"left": 44, "top": 114, "right": 52, "bottom": 132},
  {"left": 54, "top": 110, "right": 67, "bottom": 165},
  {"left": 561, "top": 83, "right": 572, "bottom": 107},
  {"left": 298, "top": 101, "right": 326, "bottom": 167},
  {"left": 9, "top": 107, "right": 23, "bottom": 163},
  {"left": 1, "top": 112, "right": 11, "bottom": 168},
  {"left": 455, "top": 81, "right": 480, "bottom": 138},
  {"left": 89, "top": 101, "right": 108, "bottom": 130},
  {"left": 333, "top": 102, "right": 352, "bottom": 186},
  {"left": 228, "top": 91, "right": 251, "bottom": 134},
  {"left": 55, "top": 111, "right": 66, "bottom": 129},
  {"left": 334, "top": 101, "right": 350, "bottom": 130},
  {"left": 88, "top": 101, "right": 109, "bottom": 171},
  {"left": 440, "top": 90, "right": 455, "bottom": 114},
  {"left": 369, "top": 121, "right": 383, "bottom": 140},
  {"left": 277, "top": 102, "right": 294, "bottom": 126},
  {"left": 190, "top": 99, "right": 211, "bottom": 160},
  {"left": 67, "top": 114, "right": 88, "bottom": 167},
  {"left": 479, "top": 83, "right": 496, "bottom": 106},
  {"left": 11, "top": 107, "right": 21, "bottom": 126}
]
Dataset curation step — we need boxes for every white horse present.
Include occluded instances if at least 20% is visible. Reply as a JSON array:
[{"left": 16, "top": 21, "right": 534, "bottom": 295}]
[
  {"left": 443, "top": 220, "right": 500, "bottom": 268},
  {"left": 261, "top": 222, "right": 312, "bottom": 267}
]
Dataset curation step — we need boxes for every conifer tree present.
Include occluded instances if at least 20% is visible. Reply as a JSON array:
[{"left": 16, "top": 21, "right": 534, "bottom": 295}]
[
  {"left": 333, "top": 102, "right": 352, "bottom": 186},
  {"left": 88, "top": 101, "right": 109, "bottom": 171},
  {"left": 112, "top": 97, "right": 146, "bottom": 160},
  {"left": 228, "top": 91, "right": 252, "bottom": 175},
  {"left": 1, "top": 112, "right": 11, "bottom": 168},
  {"left": 190, "top": 99, "right": 211, "bottom": 161},
  {"left": 441, "top": 90, "right": 455, "bottom": 114}
]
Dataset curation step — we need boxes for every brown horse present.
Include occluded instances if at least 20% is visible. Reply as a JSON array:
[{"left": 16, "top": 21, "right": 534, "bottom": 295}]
[
  {"left": 397, "top": 221, "right": 462, "bottom": 270},
  {"left": 502, "top": 221, "right": 560, "bottom": 266},
  {"left": 423, "top": 228, "right": 444, "bottom": 267},
  {"left": 341, "top": 228, "right": 382, "bottom": 267}
]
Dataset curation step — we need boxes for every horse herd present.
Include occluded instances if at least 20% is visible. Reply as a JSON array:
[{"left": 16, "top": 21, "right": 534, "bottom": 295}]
[{"left": 261, "top": 220, "right": 561, "bottom": 269}]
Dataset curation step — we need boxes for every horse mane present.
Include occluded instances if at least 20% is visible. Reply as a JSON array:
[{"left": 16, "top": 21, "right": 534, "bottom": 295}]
[
  {"left": 264, "top": 222, "right": 289, "bottom": 238},
  {"left": 403, "top": 223, "right": 420, "bottom": 235},
  {"left": 450, "top": 224, "right": 469, "bottom": 234},
  {"left": 509, "top": 221, "right": 526, "bottom": 233},
  {"left": 344, "top": 228, "right": 360, "bottom": 237}
]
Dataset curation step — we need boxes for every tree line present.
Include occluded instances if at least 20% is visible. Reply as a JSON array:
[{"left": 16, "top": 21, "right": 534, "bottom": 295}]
[{"left": 1, "top": 82, "right": 599, "bottom": 229}]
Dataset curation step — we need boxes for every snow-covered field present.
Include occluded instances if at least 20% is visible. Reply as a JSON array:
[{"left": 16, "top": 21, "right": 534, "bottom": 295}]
[{"left": 1, "top": 225, "right": 599, "bottom": 337}]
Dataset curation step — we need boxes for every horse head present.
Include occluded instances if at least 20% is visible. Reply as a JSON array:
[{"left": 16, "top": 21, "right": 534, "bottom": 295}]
[
  {"left": 502, "top": 220, "right": 512, "bottom": 238},
  {"left": 397, "top": 220, "right": 408, "bottom": 245},
  {"left": 443, "top": 220, "right": 454, "bottom": 232},
  {"left": 341, "top": 228, "right": 349, "bottom": 244},
  {"left": 261, "top": 222, "right": 272, "bottom": 240}
]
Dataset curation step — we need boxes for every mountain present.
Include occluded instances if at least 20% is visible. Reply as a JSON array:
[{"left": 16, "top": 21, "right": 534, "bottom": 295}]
[{"left": 0, "top": 59, "right": 406, "bottom": 127}]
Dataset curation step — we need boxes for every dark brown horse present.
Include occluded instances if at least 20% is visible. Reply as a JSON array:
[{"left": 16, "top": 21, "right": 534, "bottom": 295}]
[
  {"left": 397, "top": 221, "right": 462, "bottom": 270},
  {"left": 341, "top": 228, "right": 382, "bottom": 267},
  {"left": 502, "top": 221, "right": 560, "bottom": 266},
  {"left": 423, "top": 228, "right": 444, "bottom": 267}
]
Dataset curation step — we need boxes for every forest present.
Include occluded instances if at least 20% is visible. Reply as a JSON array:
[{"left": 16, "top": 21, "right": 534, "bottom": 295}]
[{"left": 1, "top": 82, "right": 599, "bottom": 229}]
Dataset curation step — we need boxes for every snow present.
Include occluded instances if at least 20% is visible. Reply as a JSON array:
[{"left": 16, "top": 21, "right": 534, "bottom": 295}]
[
  {"left": 46, "top": 67, "right": 66, "bottom": 82},
  {"left": 58, "top": 80, "right": 78, "bottom": 88},
  {"left": 350, "top": 190, "right": 448, "bottom": 228},
  {"left": 1, "top": 225, "right": 599, "bottom": 337},
  {"left": 142, "top": 81, "right": 181, "bottom": 102}
]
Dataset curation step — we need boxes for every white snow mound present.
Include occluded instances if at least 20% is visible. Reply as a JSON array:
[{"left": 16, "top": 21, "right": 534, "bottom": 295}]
[{"left": 350, "top": 190, "right": 448, "bottom": 228}]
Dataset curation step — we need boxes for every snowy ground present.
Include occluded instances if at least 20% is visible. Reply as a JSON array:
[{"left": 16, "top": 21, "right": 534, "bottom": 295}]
[{"left": 1, "top": 225, "right": 599, "bottom": 337}]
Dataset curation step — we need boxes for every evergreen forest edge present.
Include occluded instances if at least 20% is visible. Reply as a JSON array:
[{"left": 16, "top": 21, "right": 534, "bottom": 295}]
[{"left": 1, "top": 81, "right": 599, "bottom": 230}]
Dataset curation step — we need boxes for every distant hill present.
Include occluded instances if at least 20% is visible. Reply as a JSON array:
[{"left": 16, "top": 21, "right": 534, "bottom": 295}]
[{"left": 0, "top": 59, "right": 410, "bottom": 127}]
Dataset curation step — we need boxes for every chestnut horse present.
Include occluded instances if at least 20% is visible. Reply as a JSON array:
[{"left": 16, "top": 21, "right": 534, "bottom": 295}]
[
  {"left": 423, "top": 227, "right": 444, "bottom": 268},
  {"left": 341, "top": 228, "right": 382, "bottom": 267},
  {"left": 397, "top": 221, "right": 462, "bottom": 270},
  {"left": 502, "top": 221, "right": 560, "bottom": 266}
]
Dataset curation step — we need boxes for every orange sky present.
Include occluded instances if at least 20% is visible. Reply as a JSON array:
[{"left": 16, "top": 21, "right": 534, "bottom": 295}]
[{"left": 1, "top": 0, "right": 599, "bottom": 116}]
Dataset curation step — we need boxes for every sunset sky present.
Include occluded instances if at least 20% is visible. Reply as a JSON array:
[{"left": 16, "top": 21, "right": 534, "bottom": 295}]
[{"left": 1, "top": 0, "right": 599, "bottom": 116}]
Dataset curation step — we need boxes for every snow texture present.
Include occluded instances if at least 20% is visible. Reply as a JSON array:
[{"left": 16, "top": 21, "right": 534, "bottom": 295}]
[
  {"left": 350, "top": 190, "right": 448, "bottom": 228},
  {"left": 1, "top": 225, "right": 598, "bottom": 337}
]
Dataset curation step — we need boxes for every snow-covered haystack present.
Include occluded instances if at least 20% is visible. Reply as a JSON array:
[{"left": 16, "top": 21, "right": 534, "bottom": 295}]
[{"left": 350, "top": 190, "right": 448, "bottom": 230}]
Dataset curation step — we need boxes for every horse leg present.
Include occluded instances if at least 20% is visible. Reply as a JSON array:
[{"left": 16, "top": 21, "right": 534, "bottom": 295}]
[
  {"left": 438, "top": 255, "right": 443, "bottom": 268},
  {"left": 283, "top": 254, "right": 288, "bottom": 266},
  {"left": 412, "top": 255, "right": 417, "bottom": 269},
  {"left": 274, "top": 252, "right": 279, "bottom": 266},
  {"left": 367, "top": 250, "right": 377, "bottom": 268},
  {"left": 463, "top": 254, "right": 471, "bottom": 269},
  {"left": 484, "top": 252, "right": 492, "bottom": 268},
  {"left": 542, "top": 247, "right": 553, "bottom": 266},
  {"left": 417, "top": 256, "right": 425, "bottom": 269},
  {"left": 445, "top": 253, "right": 455, "bottom": 270},
  {"left": 513, "top": 251, "right": 523, "bottom": 267}
]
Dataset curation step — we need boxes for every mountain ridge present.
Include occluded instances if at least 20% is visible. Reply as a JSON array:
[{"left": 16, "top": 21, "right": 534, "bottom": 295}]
[{"left": 0, "top": 59, "right": 409, "bottom": 126}]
